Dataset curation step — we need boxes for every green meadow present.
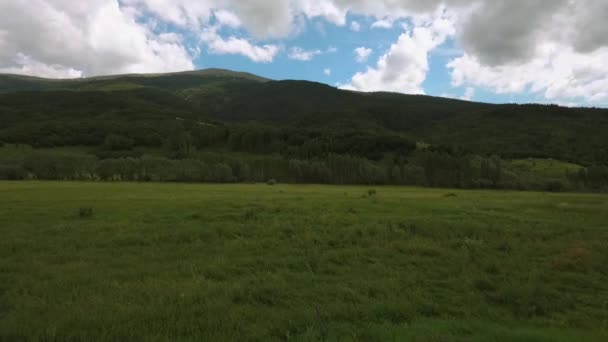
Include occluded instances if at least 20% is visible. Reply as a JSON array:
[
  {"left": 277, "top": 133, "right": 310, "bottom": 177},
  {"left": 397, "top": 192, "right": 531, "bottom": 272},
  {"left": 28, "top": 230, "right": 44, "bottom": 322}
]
[{"left": 1, "top": 182, "right": 607, "bottom": 341}]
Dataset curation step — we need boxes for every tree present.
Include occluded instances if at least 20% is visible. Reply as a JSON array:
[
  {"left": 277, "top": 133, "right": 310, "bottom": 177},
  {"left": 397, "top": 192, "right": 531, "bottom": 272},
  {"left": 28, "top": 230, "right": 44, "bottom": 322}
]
[
  {"left": 103, "top": 134, "right": 134, "bottom": 151},
  {"left": 166, "top": 127, "right": 196, "bottom": 159}
]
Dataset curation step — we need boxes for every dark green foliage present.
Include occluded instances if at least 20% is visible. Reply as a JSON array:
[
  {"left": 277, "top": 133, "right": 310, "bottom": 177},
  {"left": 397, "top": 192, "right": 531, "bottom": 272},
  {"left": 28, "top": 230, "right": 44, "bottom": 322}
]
[
  {"left": 165, "top": 125, "right": 196, "bottom": 159},
  {"left": 544, "top": 180, "right": 565, "bottom": 192},
  {"left": 0, "top": 164, "right": 25, "bottom": 180},
  {"left": 77, "top": 207, "right": 93, "bottom": 218},
  {"left": 0, "top": 69, "right": 607, "bottom": 191},
  {"left": 22, "top": 152, "right": 97, "bottom": 180},
  {"left": 103, "top": 134, "right": 134, "bottom": 151},
  {"left": 573, "top": 165, "right": 608, "bottom": 190},
  {"left": 0, "top": 145, "right": 603, "bottom": 191}
]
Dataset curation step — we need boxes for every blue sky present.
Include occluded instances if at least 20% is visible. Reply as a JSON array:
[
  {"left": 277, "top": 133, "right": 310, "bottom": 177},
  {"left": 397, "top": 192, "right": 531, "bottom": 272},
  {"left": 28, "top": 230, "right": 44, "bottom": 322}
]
[
  {"left": 1, "top": 1, "right": 607, "bottom": 107},
  {"left": 195, "top": 14, "right": 535, "bottom": 105},
  {"left": 194, "top": 15, "right": 396, "bottom": 82}
]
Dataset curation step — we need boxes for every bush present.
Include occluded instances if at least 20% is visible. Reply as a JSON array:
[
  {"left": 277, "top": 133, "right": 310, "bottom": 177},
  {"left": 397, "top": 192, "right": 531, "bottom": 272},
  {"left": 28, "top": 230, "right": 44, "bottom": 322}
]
[
  {"left": 490, "top": 283, "right": 566, "bottom": 318},
  {"left": 267, "top": 179, "right": 277, "bottom": 186},
  {"left": 103, "top": 134, "right": 134, "bottom": 151},
  {"left": 0, "top": 165, "right": 26, "bottom": 180},
  {"left": 78, "top": 207, "right": 94, "bottom": 218},
  {"left": 545, "top": 180, "right": 565, "bottom": 192},
  {"left": 94, "top": 150, "right": 142, "bottom": 160},
  {"left": 367, "top": 189, "right": 377, "bottom": 197}
]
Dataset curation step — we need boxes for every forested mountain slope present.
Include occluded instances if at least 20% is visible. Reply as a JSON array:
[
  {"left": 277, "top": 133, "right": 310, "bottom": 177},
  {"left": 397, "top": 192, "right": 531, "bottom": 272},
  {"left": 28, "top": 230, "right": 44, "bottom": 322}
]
[{"left": 1, "top": 69, "right": 607, "bottom": 166}]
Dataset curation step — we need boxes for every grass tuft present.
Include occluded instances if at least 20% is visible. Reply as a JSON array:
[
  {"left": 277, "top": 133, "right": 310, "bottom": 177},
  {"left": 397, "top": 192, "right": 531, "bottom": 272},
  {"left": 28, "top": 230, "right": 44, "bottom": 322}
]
[{"left": 77, "top": 207, "right": 93, "bottom": 218}]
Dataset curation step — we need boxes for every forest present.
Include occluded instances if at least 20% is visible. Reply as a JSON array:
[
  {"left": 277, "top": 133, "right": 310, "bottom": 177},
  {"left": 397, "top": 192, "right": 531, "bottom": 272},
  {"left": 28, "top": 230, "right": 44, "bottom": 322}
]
[{"left": 1, "top": 70, "right": 607, "bottom": 191}]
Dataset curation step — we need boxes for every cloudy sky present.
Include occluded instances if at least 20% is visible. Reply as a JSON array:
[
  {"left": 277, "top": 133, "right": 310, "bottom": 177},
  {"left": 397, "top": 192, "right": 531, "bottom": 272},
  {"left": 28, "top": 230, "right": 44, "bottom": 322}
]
[{"left": 1, "top": 0, "right": 607, "bottom": 106}]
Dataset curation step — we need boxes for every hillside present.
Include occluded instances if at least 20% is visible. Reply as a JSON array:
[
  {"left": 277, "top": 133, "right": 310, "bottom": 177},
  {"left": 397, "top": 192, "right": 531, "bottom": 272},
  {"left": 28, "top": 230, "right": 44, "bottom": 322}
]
[
  {"left": 0, "top": 69, "right": 268, "bottom": 93},
  {"left": 1, "top": 69, "right": 607, "bottom": 166}
]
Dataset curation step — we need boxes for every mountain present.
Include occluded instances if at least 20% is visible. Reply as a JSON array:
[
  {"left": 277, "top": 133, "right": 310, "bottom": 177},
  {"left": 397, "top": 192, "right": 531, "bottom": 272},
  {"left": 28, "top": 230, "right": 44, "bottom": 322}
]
[
  {"left": 0, "top": 69, "right": 607, "bottom": 165},
  {"left": 0, "top": 69, "right": 268, "bottom": 93}
]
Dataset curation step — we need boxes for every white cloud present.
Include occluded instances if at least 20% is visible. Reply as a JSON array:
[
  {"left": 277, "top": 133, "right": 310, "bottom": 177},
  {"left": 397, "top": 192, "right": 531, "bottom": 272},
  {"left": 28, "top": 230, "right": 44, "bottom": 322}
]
[
  {"left": 214, "top": 10, "right": 241, "bottom": 28},
  {"left": 201, "top": 28, "right": 280, "bottom": 63},
  {"left": 354, "top": 47, "right": 373, "bottom": 63},
  {"left": 295, "top": 0, "right": 346, "bottom": 26},
  {"left": 448, "top": 43, "right": 608, "bottom": 105},
  {"left": 350, "top": 21, "right": 361, "bottom": 32},
  {"left": 461, "top": 87, "right": 475, "bottom": 101},
  {"left": 0, "top": 53, "right": 83, "bottom": 79},
  {"left": 342, "top": 15, "right": 454, "bottom": 94},
  {"left": 231, "top": 1, "right": 294, "bottom": 39},
  {"left": 0, "top": 0, "right": 193, "bottom": 77},
  {"left": 288, "top": 46, "right": 337, "bottom": 61},
  {"left": 342, "top": 29, "right": 434, "bottom": 94},
  {"left": 289, "top": 47, "right": 323, "bottom": 61},
  {"left": 324, "top": 68, "right": 332, "bottom": 75},
  {"left": 120, "top": 0, "right": 214, "bottom": 28},
  {"left": 371, "top": 18, "right": 394, "bottom": 29},
  {"left": 125, "top": 0, "right": 294, "bottom": 39}
]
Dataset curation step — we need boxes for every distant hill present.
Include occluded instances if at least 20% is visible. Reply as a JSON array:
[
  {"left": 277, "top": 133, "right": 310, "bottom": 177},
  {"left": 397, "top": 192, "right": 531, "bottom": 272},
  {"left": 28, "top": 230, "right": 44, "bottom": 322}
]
[
  {"left": 0, "top": 68, "right": 607, "bottom": 165},
  {"left": 0, "top": 69, "right": 268, "bottom": 93}
]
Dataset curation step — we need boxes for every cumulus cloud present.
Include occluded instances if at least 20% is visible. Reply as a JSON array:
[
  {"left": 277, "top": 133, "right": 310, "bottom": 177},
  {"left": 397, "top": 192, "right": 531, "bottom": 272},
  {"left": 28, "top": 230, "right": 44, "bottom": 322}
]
[
  {"left": 288, "top": 47, "right": 323, "bottom": 61},
  {"left": 342, "top": 15, "right": 454, "bottom": 94},
  {"left": 457, "top": 0, "right": 568, "bottom": 66},
  {"left": 124, "top": 0, "right": 293, "bottom": 38},
  {"left": 371, "top": 18, "right": 394, "bottom": 29},
  {"left": 461, "top": 87, "right": 475, "bottom": 101},
  {"left": 201, "top": 28, "right": 280, "bottom": 63},
  {"left": 230, "top": 1, "right": 294, "bottom": 39},
  {"left": 350, "top": 21, "right": 361, "bottom": 32},
  {"left": 446, "top": 0, "right": 608, "bottom": 105},
  {"left": 568, "top": 1, "right": 608, "bottom": 53},
  {"left": 354, "top": 47, "right": 372, "bottom": 63},
  {"left": 288, "top": 46, "right": 337, "bottom": 61},
  {"left": 324, "top": 68, "right": 332, "bottom": 75},
  {"left": 0, "top": 0, "right": 193, "bottom": 77},
  {"left": 342, "top": 29, "right": 436, "bottom": 93},
  {"left": 121, "top": 0, "right": 213, "bottom": 28},
  {"left": 214, "top": 10, "right": 241, "bottom": 28},
  {"left": 0, "top": 54, "right": 83, "bottom": 79},
  {"left": 295, "top": 0, "right": 346, "bottom": 26},
  {"left": 448, "top": 44, "right": 608, "bottom": 104}
]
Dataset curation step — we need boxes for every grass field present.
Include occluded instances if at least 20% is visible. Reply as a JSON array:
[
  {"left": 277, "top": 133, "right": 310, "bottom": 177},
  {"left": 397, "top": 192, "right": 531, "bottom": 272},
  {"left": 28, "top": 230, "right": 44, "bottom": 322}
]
[{"left": 1, "top": 182, "right": 607, "bottom": 341}]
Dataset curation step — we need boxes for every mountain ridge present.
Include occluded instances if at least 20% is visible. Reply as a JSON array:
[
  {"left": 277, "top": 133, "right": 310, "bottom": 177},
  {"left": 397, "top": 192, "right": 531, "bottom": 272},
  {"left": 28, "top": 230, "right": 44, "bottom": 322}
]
[
  {"left": 2, "top": 68, "right": 604, "bottom": 109},
  {"left": 1, "top": 68, "right": 607, "bottom": 166}
]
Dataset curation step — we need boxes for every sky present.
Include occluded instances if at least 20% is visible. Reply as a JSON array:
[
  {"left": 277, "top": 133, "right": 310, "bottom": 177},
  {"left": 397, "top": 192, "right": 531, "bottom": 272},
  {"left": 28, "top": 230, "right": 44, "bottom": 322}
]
[{"left": 1, "top": 0, "right": 607, "bottom": 107}]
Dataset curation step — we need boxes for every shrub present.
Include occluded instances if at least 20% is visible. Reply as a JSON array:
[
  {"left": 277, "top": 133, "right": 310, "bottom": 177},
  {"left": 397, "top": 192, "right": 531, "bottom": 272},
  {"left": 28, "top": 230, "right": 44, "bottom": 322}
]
[
  {"left": 490, "top": 283, "right": 565, "bottom": 318},
  {"left": 78, "top": 207, "right": 94, "bottom": 218},
  {"left": 367, "top": 189, "right": 377, "bottom": 197},
  {"left": 242, "top": 209, "right": 257, "bottom": 221},
  {"left": 267, "top": 179, "right": 277, "bottom": 186},
  {"left": 103, "top": 134, "right": 134, "bottom": 151},
  {"left": 0, "top": 165, "right": 26, "bottom": 180},
  {"left": 545, "top": 180, "right": 565, "bottom": 192},
  {"left": 94, "top": 150, "right": 142, "bottom": 160}
]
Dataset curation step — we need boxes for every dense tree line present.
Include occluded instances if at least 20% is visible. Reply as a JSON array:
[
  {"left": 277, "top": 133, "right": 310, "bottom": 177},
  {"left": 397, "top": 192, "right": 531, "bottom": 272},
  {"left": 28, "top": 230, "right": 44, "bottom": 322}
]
[{"left": 2, "top": 146, "right": 606, "bottom": 192}]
